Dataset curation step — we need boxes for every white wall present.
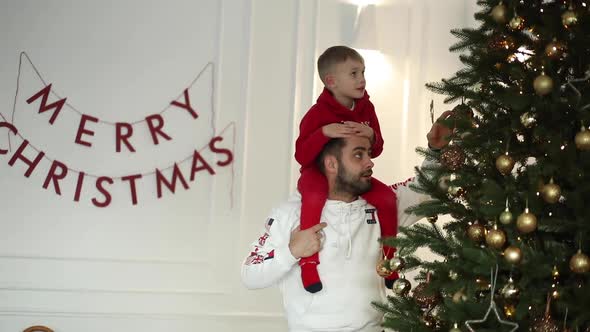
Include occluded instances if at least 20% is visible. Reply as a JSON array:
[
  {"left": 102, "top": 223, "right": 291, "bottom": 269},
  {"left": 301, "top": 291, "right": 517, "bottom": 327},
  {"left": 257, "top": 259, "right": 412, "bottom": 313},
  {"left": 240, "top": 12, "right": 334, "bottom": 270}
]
[{"left": 0, "top": 0, "right": 474, "bottom": 331}]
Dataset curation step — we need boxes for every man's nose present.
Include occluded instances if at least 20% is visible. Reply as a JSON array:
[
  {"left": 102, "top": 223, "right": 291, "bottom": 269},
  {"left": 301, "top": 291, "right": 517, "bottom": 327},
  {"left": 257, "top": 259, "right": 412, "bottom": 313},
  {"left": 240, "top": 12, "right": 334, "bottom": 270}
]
[{"left": 366, "top": 158, "right": 374, "bottom": 168}]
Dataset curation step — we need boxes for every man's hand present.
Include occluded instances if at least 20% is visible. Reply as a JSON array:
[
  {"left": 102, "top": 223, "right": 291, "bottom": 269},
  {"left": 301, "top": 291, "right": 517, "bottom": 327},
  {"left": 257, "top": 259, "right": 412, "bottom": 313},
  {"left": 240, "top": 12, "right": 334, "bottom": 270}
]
[
  {"left": 343, "top": 121, "right": 374, "bottom": 142},
  {"left": 322, "top": 123, "right": 356, "bottom": 138},
  {"left": 289, "top": 222, "right": 328, "bottom": 259},
  {"left": 426, "top": 110, "right": 454, "bottom": 150}
]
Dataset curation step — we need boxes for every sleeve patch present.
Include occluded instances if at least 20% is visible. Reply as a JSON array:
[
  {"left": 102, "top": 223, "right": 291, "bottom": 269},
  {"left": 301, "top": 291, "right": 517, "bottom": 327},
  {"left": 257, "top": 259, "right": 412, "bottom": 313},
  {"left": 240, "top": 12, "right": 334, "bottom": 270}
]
[
  {"left": 265, "top": 218, "right": 275, "bottom": 232},
  {"left": 258, "top": 232, "right": 270, "bottom": 246},
  {"left": 264, "top": 249, "right": 275, "bottom": 260}
]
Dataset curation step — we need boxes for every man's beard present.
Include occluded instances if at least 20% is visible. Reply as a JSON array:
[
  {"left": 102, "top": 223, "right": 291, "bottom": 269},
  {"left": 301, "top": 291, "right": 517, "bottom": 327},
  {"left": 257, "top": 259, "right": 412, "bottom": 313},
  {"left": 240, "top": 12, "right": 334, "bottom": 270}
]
[{"left": 335, "top": 165, "right": 372, "bottom": 196}]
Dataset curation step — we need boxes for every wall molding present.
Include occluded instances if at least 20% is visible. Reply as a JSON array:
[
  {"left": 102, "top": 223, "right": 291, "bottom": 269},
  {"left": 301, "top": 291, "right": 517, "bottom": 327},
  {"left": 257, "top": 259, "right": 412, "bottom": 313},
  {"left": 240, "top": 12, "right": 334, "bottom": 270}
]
[
  {"left": 0, "top": 309, "right": 283, "bottom": 321},
  {"left": 0, "top": 254, "right": 207, "bottom": 266}
]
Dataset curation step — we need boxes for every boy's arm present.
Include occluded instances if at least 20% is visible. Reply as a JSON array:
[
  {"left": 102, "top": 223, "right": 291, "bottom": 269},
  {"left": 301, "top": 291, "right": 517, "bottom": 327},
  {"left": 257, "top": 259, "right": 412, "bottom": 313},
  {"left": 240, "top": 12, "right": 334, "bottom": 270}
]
[
  {"left": 295, "top": 112, "right": 331, "bottom": 167},
  {"left": 241, "top": 206, "right": 300, "bottom": 289}
]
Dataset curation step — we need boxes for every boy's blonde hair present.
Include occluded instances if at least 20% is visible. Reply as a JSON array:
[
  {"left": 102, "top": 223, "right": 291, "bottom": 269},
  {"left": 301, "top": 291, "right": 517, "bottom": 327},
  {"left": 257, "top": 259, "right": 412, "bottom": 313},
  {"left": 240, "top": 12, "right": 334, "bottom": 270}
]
[{"left": 317, "top": 46, "right": 364, "bottom": 85}]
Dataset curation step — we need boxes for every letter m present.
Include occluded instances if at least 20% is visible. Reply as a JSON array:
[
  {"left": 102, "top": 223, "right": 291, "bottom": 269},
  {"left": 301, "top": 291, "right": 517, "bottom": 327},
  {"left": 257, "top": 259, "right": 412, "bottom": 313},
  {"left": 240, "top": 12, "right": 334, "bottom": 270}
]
[
  {"left": 155, "top": 163, "right": 189, "bottom": 198},
  {"left": 26, "top": 84, "right": 67, "bottom": 125}
]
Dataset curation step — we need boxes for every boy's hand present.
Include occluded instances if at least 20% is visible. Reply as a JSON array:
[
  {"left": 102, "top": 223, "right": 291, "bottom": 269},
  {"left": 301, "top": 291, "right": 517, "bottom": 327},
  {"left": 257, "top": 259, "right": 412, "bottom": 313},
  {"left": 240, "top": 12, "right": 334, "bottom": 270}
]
[
  {"left": 427, "top": 110, "right": 454, "bottom": 150},
  {"left": 343, "top": 121, "right": 375, "bottom": 142},
  {"left": 322, "top": 123, "right": 356, "bottom": 138}
]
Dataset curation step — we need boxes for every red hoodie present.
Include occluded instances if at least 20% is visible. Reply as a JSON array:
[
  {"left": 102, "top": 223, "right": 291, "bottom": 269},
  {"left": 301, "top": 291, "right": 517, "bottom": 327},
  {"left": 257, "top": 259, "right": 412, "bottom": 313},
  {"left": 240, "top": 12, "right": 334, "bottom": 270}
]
[{"left": 295, "top": 87, "right": 384, "bottom": 168}]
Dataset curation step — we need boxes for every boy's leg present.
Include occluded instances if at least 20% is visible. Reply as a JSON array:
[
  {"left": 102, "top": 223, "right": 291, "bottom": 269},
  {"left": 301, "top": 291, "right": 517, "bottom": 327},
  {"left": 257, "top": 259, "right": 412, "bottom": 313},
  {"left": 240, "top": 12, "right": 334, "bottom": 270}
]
[
  {"left": 297, "top": 167, "right": 328, "bottom": 293},
  {"left": 361, "top": 178, "right": 399, "bottom": 288}
]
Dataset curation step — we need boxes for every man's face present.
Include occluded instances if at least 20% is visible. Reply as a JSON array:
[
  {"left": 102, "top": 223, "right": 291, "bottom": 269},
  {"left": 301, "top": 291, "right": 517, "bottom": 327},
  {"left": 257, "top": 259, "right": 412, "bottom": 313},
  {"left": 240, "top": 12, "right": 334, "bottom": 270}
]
[{"left": 334, "top": 136, "right": 374, "bottom": 196}]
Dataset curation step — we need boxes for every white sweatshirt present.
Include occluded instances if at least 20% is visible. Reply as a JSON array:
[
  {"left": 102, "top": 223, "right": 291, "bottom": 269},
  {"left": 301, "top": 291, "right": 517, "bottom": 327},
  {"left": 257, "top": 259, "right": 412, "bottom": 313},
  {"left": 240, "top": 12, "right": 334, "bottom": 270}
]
[{"left": 241, "top": 178, "right": 430, "bottom": 332}]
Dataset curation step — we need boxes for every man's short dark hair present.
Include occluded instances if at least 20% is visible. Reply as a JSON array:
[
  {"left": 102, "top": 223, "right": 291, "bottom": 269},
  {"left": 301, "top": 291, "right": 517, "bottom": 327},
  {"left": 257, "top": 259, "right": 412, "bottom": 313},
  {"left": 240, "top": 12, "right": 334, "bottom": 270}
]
[
  {"left": 317, "top": 46, "right": 364, "bottom": 85},
  {"left": 316, "top": 138, "right": 346, "bottom": 174}
]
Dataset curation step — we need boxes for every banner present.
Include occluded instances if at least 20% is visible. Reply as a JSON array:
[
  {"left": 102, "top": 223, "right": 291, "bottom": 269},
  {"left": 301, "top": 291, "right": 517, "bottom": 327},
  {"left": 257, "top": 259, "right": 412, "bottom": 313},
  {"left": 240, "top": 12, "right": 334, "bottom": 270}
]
[{"left": 1, "top": 52, "right": 235, "bottom": 208}]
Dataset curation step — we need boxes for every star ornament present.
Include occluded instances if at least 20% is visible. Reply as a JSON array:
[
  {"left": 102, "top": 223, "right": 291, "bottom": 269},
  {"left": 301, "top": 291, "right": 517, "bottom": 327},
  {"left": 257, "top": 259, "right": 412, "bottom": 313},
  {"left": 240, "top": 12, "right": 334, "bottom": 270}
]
[{"left": 464, "top": 302, "right": 519, "bottom": 332}]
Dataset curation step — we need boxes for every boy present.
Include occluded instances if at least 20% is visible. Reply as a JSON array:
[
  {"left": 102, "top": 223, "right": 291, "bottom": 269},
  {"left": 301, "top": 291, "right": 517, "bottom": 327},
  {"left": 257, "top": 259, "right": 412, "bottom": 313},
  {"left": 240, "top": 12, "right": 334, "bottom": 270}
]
[{"left": 295, "top": 45, "right": 398, "bottom": 293}]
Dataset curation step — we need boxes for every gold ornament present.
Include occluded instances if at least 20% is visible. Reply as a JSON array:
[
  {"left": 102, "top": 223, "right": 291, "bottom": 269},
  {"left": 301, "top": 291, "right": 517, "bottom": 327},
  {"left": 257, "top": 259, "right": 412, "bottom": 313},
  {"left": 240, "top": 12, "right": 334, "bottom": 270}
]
[
  {"left": 575, "top": 126, "right": 590, "bottom": 150},
  {"left": 520, "top": 112, "right": 537, "bottom": 128},
  {"left": 490, "top": 2, "right": 508, "bottom": 23},
  {"left": 392, "top": 277, "right": 411, "bottom": 296},
  {"left": 509, "top": 15, "right": 525, "bottom": 30},
  {"left": 500, "top": 277, "right": 520, "bottom": 301},
  {"left": 504, "top": 245, "right": 523, "bottom": 264},
  {"left": 562, "top": 10, "right": 578, "bottom": 27},
  {"left": 569, "top": 249, "right": 590, "bottom": 274},
  {"left": 534, "top": 74, "right": 554, "bottom": 96},
  {"left": 516, "top": 208, "right": 537, "bottom": 233},
  {"left": 541, "top": 178, "right": 561, "bottom": 204},
  {"left": 452, "top": 288, "right": 467, "bottom": 303},
  {"left": 499, "top": 207, "right": 514, "bottom": 225},
  {"left": 376, "top": 258, "right": 393, "bottom": 277},
  {"left": 544, "top": 39, "right": 566, "bottom": 59},
  {"left": 496, "top": 153, "right": 515, "bottom": 175},
  {"left": 389, "top": 257, "right": 405, "bottom": 272},
  {"left": 485, "top": 225, "right": 507, "bottom": 249},
  {"left": 467, "top": 223, "right": 486, "bottom": 243},
  {"left": 440, "top": 145, "right": 465, "bottom": 171},
  {"left": 504, "top": 303, "right": 516, "bottom": 318}
]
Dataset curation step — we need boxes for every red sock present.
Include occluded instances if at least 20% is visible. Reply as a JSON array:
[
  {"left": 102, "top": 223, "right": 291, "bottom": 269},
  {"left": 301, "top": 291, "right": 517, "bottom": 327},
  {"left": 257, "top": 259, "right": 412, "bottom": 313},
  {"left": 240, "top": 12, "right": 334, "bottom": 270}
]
[
  {"left": 362, "top": 178, "right": 399, "bottom": 289},
  {"left": 300, "top": 253, "right": 322, "bottom": 293},
  {"left": 297, "top": 168, "right": 327, "bottom": 293},
  {"left": 380, "top": 210, "right": 399, "bottom": 289}
]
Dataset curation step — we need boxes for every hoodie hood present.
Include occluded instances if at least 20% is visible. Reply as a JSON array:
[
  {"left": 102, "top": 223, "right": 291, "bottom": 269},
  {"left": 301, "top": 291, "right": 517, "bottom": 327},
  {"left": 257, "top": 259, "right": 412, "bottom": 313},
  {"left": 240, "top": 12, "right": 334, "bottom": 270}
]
[{"left": 316, "top": 87, "right": 371, "bottom": 117}]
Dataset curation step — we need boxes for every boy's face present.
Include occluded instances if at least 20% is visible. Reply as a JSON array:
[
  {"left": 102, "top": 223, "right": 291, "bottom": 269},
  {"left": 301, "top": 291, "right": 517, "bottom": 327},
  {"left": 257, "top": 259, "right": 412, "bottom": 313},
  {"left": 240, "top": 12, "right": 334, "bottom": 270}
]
[{"left": 325, "top": 58, "right": 366, "bottom": 108}]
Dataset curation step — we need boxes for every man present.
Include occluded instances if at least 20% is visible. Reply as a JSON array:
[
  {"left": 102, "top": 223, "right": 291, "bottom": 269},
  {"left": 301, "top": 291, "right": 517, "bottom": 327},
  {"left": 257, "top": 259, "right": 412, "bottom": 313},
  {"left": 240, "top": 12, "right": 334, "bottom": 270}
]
[{"left": 241, "top": 115, "right": 451, "bottom": 331}]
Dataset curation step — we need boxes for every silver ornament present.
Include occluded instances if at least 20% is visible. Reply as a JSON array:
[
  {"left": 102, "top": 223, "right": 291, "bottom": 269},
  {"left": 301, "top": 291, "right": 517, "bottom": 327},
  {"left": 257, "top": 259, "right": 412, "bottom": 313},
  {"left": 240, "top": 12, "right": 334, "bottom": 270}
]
[
  {"left": 389, "top": 257, "right": 405, "bottom": 272},
  {"left": 392, "top": 278, "right": 411, "bottom": 296}
]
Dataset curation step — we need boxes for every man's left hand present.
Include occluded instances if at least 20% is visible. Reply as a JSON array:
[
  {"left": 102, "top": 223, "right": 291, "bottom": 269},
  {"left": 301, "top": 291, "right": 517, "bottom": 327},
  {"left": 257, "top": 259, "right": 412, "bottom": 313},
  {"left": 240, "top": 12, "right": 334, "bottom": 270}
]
[{"left": 426, "top": 110, "right": 454, "bottom": 150}]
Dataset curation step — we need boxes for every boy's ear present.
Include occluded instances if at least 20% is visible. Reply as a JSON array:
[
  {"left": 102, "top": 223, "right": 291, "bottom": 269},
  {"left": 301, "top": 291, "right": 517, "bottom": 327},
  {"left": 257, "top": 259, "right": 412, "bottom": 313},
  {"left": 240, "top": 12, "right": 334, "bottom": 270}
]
[{"left": 325, "top": 74, "right": 335, "bottom": 88}]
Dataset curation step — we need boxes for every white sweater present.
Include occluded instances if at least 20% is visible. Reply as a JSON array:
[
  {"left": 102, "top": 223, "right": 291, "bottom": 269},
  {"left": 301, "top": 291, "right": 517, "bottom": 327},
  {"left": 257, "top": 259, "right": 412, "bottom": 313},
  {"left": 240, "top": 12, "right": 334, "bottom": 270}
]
[{"left": 241, "top": 178, "right": 430, "bottom": 332}]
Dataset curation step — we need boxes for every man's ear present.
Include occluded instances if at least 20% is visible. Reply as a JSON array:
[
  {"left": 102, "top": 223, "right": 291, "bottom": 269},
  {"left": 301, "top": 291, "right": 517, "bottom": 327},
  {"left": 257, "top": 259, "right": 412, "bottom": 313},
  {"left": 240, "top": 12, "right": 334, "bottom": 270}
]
[{"left": 324, "top": 155, "right": 338, "bottom": 174}]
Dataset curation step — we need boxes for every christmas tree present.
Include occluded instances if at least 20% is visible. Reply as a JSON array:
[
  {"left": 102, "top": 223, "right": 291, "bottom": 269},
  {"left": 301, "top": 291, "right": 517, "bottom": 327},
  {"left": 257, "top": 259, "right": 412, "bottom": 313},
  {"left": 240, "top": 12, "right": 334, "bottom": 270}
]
[{"left": 374, "top": 1, "right": 590, "bottom": 331}]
